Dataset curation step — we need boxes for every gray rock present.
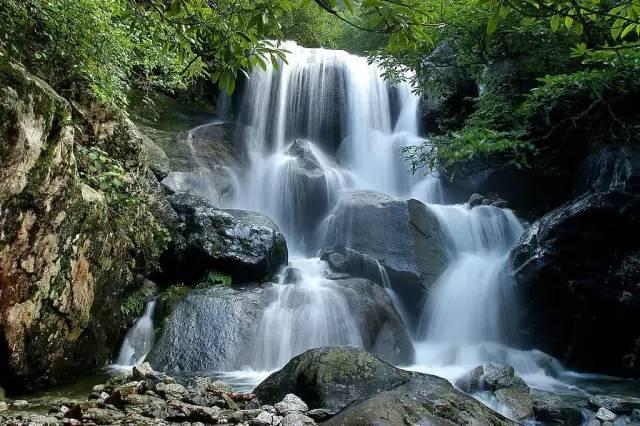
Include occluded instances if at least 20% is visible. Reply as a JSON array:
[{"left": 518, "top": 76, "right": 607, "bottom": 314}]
[
  {"left": 575, "top": 144, "right": 640, "bottom": 195},
  {"left": 305, "top": 408, "right": 335, "bottom": 422},
  {"left": 162, "top": 170, "right": 221, "bottom": 205},
  {"left": 83, "top": 407, "right": 126, "bottom": 424},
  {"left": 0, "top": 402, "right": 7, "bottom": 412},
  {"left": 132, "top": 362, "right": 154, "bottom": 381},
  {"left": 281, "top": 411, "right": 315, "bottom": 426},
  {"left": 142, "top": 135, "right": 171, "bottom": 179},
  {"left": 274, "top": 394, "right": 308, "bottom": 415},
  {"left": 281, "top": 139, "right": 332, "bottom": 241},
  {"left": 511, "top": 191, "right": 640, "bottom": 376},
  {"left": 334, "top": 278, "right": 415, "bottom": 365},
  {"left": 324, "top": 190, "right": 447, "bottom": 315},
  {"left": 468, "top": 193, "right": 485, "bottom": 207},
  {"left": 323, "top": 372, "right": 515, "bottom": 426},
  {"left": 596, "top": 407, "right": 616, "bottom": 422},
  {"left": 455, "top": 365, "right": 484, "bottom": 392},
  {"left": 169, "top": 192, "right": 288, "bottom": 283},
  {"left": 12, "top": 400, "right": 28, "bottom": 408},
  {"left": 494, "top": 387, "right": 532, "bottom": 421},
  {"left": 530, "top": 389, "right": 586, "bottom": 425},
  {"left": 249, "top": 410, "right": 281, "bottom": 425},
  {"left": 481, "top": 364, "right": 528, "bottom": 392},
  {"left": 282, "top": 267, "right": 303, "bottom": 285},
  {"left": 254, "top": 346, "right": 413, "bottom": 411},
  {"left": 148, "top": 285, "right": 266, "bottom": 371},
  {"left": 589, "top": 394, "right": 640, "bottom": 414}
]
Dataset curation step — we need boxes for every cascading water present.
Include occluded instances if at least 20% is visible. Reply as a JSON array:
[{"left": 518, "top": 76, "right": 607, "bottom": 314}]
[
  {"left": 115, "top": 299, "right": 157, "bottom": 367},
  {"left": 130, "top": 41, "right": 590, "bottom": 404}
]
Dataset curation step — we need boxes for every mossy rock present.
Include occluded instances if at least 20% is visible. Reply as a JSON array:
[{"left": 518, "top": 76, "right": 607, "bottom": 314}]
[{"left": 254, "top": 346, "right": 413, "bottom": 411}]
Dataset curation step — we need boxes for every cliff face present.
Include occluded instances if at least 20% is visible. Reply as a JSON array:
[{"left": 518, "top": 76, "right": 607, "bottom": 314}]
[{"left": 0, "top": 56, "right": 151, "bottom": 392}]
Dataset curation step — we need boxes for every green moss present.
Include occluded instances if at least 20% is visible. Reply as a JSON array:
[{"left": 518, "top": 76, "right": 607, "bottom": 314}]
[
  {"left": 154, "top": 284, "right": 190, "bottom": 334},
  {"left": 120, "top": 290, "right": 147, "bottom": 329},
  {"left": 315, "top": 349, "right": 378, "bottom": 383},
  {"left": 196, "top": 271, "right": 232, "bottom": 288}
]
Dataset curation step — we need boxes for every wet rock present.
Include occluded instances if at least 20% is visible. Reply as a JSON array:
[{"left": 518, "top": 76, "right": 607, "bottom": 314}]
[
  {"left": 142, "top": 134, "right": 171, "bottom": 179},
  {"left": 589, "top": 394, "right": 640, "bottom": 414},
  {"left": 168, "top": 192, "right": 288, "bottom": 283},
  {"left": 155, "top": 382, "right": 187, "bottom": 400},
  {"left": 468, "top": 192, "right": 485, "bottom": 207},
  {"left": 333, "top": 278, "right": 415, "bottom": 365},
  {"left": 282, "top": 139, "right": 332, "bottom": 240},
  {"left": 456, "top": 364, "right": 532, "bottom": 421},
  {"left": 455, "top": 365, "right": 484, "bottom": 392},
  {"left": 282, "top": 267, "right": 303, "bottom": 285},
  {"left": 0, "top": 402, "right": 7, "bottom": 412},
  {"left": 633, "top": 408, "right": 640, "bottom": 420},
  {"left": 512, "top": 191, "right": 640, "bottom": 375},
  {"left": 596, "top": 407, "right": 616, "bottom": 422},
  {"left": 575, "top": 144, "right": 640, "bottom": 195},
  {"left": 274, "top": 394, "right": 309, "bottom": 415},
  {"left": 530, "top": 389, "right": 585, "bottom": 425},
  {"left": 481, "top": 365, "right": 528, "bottom": 392},
  {"left": 254, "top": 346, "right": 413, "bottom": 411},
  {"left": 249, "top": 410, "right": 282, "bottom": 425},
  {"left": 131, "top": 362, "right": 154, "bottom": 381},
  {"left": 323, "top": 372, "right": 514, "bottom": 426},
  {"left": 83, "top": 407, "right": 126, "bottom": 424},
  {"left": 305, "top": 408, "right": 335, "bottom": 421},
  {"left": 148, "top": 285, "right": 266, "bottom": 371},
  {"left": 495, "top": 387, "right": 533, "bottom": 421},
  {"left": 324, "top": 190, "right": 447, "bottom": 315},
  {"left": 161, "top": 170, "right": 221, "bottom": 205},
  {"left": 12, "top": 400, "right": 29, "bottom": 408},
  {"left": 281, "top": 411, "right": 315, "bottom": 426}
]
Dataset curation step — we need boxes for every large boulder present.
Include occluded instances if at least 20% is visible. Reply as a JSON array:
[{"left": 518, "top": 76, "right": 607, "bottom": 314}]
[
  {"left": 147, "top": 285, "right": 266, "bottom": 371},
  {"left": 575, "top": 144, "right": 640, "bottom": 195},
  {"left": 456, "top": 364, "right": 532, "bottom": 422},
  {"left": 253, "top": 346, "right": 415, "bottom": 410},
  {"left": 149, "top": 278, "right": 414, "bottom": 371},
  {"left": 511, "top": 190, "right": 640, "bottom": 376},
  {"left": 323, "top": 190, "right": 447, "bottom": 314},
  {"left": 0, "top": 58, "right": 147, "bottom": 391},
  {"left": 168, "top": 193, "right": 288, "bottom": 283},
  {"left": 255, "top": 347, "right": 513, "bottom": 425},
  {"left": 331, "top": 278, "right": 414, "bottom": 365}
]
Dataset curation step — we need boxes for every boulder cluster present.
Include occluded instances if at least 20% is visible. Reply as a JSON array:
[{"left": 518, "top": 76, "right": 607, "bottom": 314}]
[{"left": 0, "top": 363, "right": 320, "bottom": 426}]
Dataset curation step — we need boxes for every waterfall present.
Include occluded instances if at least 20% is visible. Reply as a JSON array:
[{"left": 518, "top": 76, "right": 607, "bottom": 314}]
[
  {"left": 162, "top": 42, "right": 561, "bottom": 389},
  {"left": 115, "top": 299, "right": 156, "bottom": 367},
  {"left": 417, "top": 205, "right": 524, "bottom": 343},
  {"left": 252, "top": 257, "right": 363, "bottom": 370}
]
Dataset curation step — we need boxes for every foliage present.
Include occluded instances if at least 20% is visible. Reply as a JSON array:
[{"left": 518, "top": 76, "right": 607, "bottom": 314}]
[
  {"left": 196, "top": 271, "right": 233, "bottom": 288},
  {"left": 120, "top": 290, "right": 147, "bottom": 328},
  {"left": 0, "top": 0, "right": 293, "bottom": 104},
  {"left": 280, "top": 2, "right": 346, "bottom": 48},
  {"left": 76, "top": 141, "right": 169, "bottom": 273}
]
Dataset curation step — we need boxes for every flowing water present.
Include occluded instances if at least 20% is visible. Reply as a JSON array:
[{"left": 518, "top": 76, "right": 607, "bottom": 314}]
[
  {"left": 114, "top": 299, "right": 157, "bottom": 367},
  {"left": 113, "top": 42, "right": 636, "bottom": 420}
]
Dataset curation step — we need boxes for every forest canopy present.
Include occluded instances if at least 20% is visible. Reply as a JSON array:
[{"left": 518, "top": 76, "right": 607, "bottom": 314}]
[{"left": 2, "top": 0, "right": 638, "bottom": 173}]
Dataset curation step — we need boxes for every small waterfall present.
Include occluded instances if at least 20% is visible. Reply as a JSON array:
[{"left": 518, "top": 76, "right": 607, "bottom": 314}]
[
  {"left": 115, "top": 299, "right": 156, "bottom": 367},
  {"left": 252, "top": 257, "right": 364, "bottom": 370},
  {"left": 418, "top": 205, "right": 523, "bottom": 343}
]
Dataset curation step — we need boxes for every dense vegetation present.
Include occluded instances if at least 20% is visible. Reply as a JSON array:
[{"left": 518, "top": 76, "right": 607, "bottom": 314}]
[{"left": 1, "top": 0, "right": 638, "bottom": 175}]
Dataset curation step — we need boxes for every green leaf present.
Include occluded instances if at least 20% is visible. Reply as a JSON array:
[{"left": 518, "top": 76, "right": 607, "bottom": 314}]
[
  {"left": 487, "top": 8, "right": 500, "bottom": 34},
  {"left": 551, "top": 14, "right": 560, "bottom": 32}
]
